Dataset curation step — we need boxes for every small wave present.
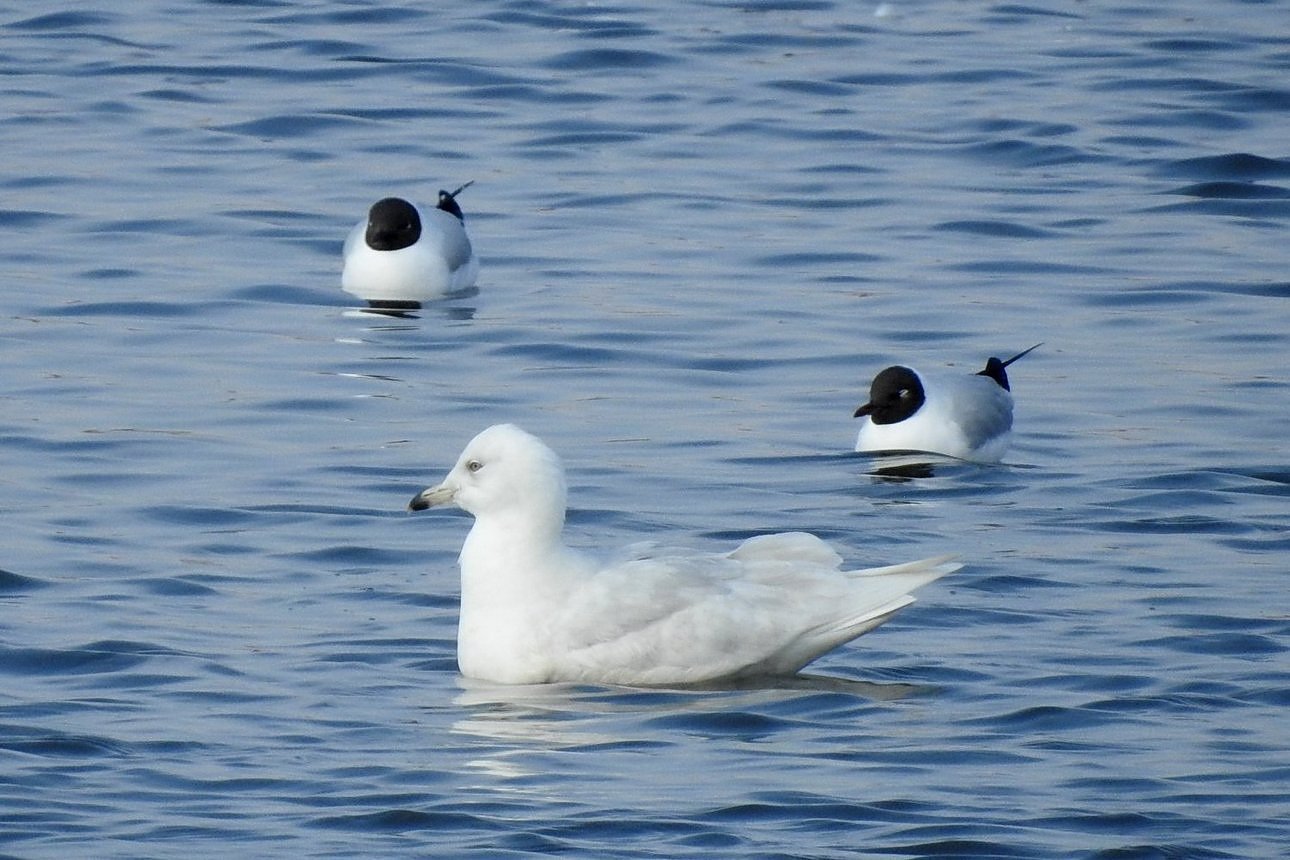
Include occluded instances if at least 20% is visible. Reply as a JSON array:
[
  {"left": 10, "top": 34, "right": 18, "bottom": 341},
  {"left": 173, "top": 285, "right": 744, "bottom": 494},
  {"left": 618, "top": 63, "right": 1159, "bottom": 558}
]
[
  {"left": 1158, "top": 152, "right": 1290, "bottom": 181},
  {"left": 543, "top": 48, "right": 675, "bottom": 71},
  {"left": 0, "top": 568, "right": 47, "bottom": 593}
]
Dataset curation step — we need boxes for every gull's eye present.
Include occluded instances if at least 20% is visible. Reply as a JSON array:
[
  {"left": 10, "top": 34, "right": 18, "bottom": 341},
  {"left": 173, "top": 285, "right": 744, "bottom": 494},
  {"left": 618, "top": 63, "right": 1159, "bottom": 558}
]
[{"left": 466, "top": 459, "right": 483, "bottom": 473}]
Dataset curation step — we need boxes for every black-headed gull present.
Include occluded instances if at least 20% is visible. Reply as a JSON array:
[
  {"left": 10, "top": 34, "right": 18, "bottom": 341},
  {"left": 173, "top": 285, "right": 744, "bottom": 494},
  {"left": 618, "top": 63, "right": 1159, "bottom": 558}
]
[
  {"left": 854, "top": 344, "right": 1041, "bottom": 462},
  {"left": 342, "top": 182, "right": 479, "bottom": 310}
]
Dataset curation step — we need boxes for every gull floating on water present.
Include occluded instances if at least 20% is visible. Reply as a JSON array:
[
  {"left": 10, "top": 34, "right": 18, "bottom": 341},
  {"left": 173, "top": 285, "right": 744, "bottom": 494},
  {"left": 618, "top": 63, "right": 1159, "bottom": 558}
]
[
  {"left": 342, "top": 182, "right": 479, "bottom": 310},
  {"left": 409, "top": 423, "right": 959, "bottom": 685},
  {"left": 854, "top": 344, "right": 1042, "bottom": 463}
]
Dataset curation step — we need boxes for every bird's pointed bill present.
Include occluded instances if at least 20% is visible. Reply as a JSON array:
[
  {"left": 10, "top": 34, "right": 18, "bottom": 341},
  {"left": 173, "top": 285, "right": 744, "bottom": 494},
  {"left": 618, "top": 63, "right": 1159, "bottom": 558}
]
[{"left": 410, "top": 483, "right": 456, "bottom": 511}]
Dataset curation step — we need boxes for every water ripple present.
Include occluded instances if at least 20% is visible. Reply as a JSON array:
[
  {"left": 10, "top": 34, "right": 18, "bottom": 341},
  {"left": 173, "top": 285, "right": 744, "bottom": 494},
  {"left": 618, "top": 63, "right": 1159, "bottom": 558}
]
[{"left": 1, "top": 1, "right": 1287, "bottom": 857}]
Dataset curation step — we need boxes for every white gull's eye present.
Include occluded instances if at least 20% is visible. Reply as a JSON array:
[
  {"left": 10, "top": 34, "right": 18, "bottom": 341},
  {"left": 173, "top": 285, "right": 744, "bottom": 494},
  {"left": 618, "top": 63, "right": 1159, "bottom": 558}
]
[{"left": 466, "top": 459, "right": 483, "bottom": 473}]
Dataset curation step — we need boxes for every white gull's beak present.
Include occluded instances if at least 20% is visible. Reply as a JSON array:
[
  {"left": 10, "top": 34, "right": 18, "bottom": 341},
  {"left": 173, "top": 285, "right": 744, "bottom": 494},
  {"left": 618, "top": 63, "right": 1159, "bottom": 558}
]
[{"left": 409, "top": 482, "right": 456, "bottom": 512}]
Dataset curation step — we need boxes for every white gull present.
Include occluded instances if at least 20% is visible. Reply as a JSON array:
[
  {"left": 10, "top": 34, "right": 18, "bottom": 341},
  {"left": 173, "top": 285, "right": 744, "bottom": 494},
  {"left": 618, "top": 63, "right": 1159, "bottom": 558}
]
[{"left": 410, "top": 424, "right": 959, "bottom": 685}]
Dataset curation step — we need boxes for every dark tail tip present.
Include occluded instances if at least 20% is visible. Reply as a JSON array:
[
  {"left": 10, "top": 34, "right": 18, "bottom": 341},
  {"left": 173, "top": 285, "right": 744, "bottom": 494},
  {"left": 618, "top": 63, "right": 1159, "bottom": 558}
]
[
  {"left": 977, "top": 343, "right": 1042, "bottom": 390},
  {"left": 437, "top": 181, "right": 474, "bottom": 220},
  {"left": 1001, "top": 342, "right": 1043, "bottom": 368}
]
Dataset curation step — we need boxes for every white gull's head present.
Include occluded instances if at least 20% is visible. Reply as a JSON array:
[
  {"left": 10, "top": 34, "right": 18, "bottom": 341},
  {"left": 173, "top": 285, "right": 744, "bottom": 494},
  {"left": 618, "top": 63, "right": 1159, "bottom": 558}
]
[{"left": 409, "top": 423, "right": 566, "bottom": 525}]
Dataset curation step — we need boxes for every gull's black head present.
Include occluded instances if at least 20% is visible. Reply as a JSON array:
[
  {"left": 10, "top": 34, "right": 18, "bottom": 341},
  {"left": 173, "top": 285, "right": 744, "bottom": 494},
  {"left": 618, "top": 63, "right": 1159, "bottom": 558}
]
[
  {"left": 365, "top": 197, "right": 421, "bottom": 251},
  {"left": 854, "top": 366, "right": 925, "bottom": 425}
]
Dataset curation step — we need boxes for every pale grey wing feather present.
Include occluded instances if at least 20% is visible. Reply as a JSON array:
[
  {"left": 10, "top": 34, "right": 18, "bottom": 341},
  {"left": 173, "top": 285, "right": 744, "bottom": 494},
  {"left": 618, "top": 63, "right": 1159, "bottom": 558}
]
[
  {"left": 554, "top": 542, "right": 959, "bottom": 684},
  {"left": 424, "top": 209, "right": 475, "bottom": 270},
  {"left": 945, "top": 377, "right": 1013, "bottom": 451},
  {"left": 727, "top": 531, "right": 843, "bottom": 568},
  {"left": 341, "top": 219, "right": 365, "bottom": 256}
]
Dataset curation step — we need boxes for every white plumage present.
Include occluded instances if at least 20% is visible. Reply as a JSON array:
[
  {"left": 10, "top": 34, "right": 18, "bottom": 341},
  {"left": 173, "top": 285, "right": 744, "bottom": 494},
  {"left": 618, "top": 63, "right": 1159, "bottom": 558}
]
[
  {"left": 342, "top": 184, "right": 478, "bottom": 308},
  {"left": 854, "top": 345, "right": 1040, "bottom": 463},
  {"left": 409, "top": 424, "right": 958, "bottom": 686}
]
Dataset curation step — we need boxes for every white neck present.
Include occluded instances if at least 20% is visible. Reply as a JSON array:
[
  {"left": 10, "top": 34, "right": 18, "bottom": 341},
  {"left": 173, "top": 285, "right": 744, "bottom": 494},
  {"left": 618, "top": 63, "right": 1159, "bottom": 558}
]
[{"left": 454, "top": 509, "right": 589, "bottom": 682}]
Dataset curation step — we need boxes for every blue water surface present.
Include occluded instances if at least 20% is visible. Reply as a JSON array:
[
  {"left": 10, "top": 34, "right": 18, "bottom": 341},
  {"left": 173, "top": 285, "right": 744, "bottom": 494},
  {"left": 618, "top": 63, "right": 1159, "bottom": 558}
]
[{"left": 2, "top": 1, "right": 1287, "bottom": 858}]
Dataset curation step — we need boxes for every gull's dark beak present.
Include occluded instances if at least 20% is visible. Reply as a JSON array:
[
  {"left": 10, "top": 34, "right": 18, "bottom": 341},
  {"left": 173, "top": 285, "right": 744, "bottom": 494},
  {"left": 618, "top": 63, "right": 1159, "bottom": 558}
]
[{"left": 409, "top": 483, "right": 455, "bottom": 512}]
